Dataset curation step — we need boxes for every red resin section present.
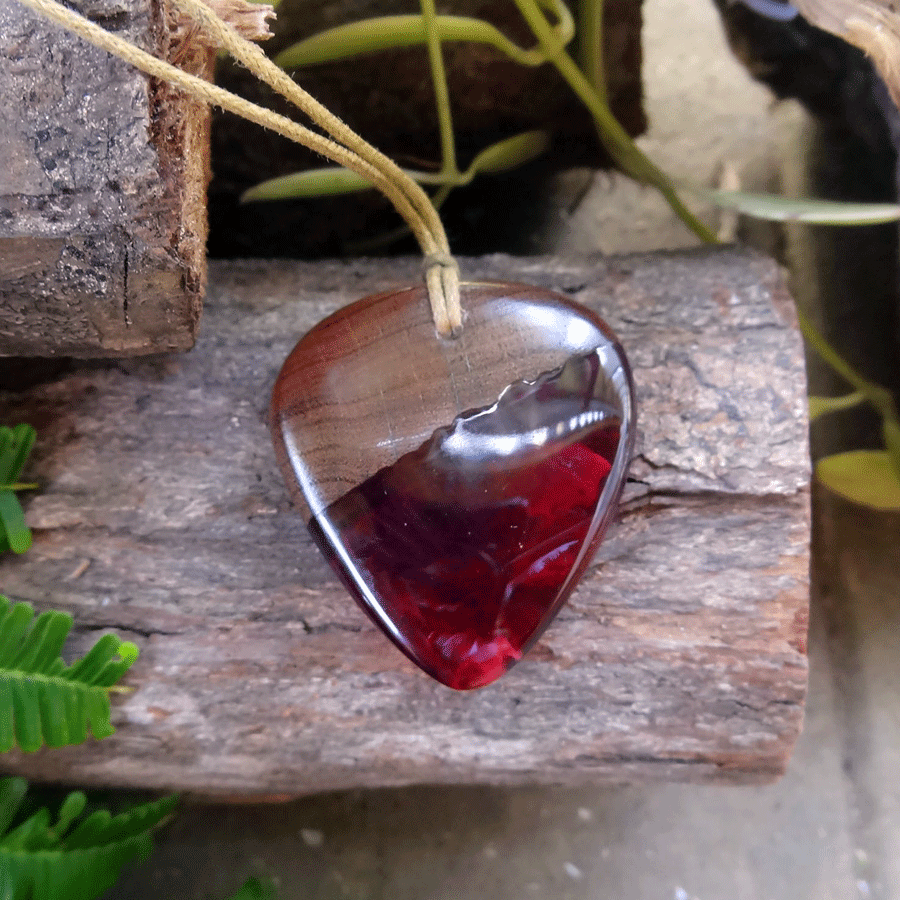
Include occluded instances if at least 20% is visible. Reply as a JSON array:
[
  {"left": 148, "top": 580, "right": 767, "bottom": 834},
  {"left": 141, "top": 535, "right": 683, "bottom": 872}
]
[{"left": 309, "top": 423, "right": 620, "bottom": 690}]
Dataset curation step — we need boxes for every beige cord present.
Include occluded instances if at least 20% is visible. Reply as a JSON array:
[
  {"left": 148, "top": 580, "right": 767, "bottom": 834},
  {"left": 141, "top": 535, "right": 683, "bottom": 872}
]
[
  {"left": 423, "top": 252, "right": 462, "bottom": 337},
  {"left": 15, "top": 0, "right": 463, "bottom": 337}
]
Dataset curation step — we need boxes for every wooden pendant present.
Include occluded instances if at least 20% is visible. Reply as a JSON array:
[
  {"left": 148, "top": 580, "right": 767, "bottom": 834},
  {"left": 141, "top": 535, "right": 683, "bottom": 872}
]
[{"left": 270, "top": 282, "right": 636, "bottom": 689}]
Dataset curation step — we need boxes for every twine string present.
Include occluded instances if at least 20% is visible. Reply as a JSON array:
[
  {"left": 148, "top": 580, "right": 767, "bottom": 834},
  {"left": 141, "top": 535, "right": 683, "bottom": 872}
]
[
  {"left": 423, "top": 252, "right": 462, "bottom": 336},
  {"left": 14, "top": 0, "right": 463, "bottom": 337}
]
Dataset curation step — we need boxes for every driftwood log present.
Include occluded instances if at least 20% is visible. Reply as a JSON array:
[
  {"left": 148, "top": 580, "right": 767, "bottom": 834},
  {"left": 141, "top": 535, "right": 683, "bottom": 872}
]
[
  {"left": 0, "top": 249, "right": 810, "bottom": 794},
  {"left": 0, "top": 0, "right": 211, "bottom": 357}
]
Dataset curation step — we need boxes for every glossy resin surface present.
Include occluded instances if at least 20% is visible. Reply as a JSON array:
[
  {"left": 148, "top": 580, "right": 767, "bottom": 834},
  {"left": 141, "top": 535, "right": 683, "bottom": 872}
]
[{"left": 271, "top": 282, "right": 635, "bottom": 689}]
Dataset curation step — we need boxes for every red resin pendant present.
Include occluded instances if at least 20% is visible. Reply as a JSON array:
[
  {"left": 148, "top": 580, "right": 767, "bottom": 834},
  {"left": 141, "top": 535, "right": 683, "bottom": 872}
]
[{"left": 270, "top": 282, "right": 635, "bottom": 689}]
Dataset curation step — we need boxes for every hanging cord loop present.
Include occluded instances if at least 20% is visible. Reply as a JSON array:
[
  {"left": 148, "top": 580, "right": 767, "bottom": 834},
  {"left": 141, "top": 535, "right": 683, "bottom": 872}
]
[{"left": 14, "top": 0, "right": 463, "bottom": 337}]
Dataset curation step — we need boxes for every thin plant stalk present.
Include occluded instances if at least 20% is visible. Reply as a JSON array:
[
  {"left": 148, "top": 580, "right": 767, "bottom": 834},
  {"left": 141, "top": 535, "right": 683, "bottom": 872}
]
[
  {"left": 578, "top": 0, "right": 606, "bottom": 103},
  {"left": 796, "top": 306, "right": 898, "bottom": 422},
  {"left": 512, "top": 0, "right": 717, "bottom": 243},
  {"left": 421, "top": 0, "right": 459, "bottom": 180}
]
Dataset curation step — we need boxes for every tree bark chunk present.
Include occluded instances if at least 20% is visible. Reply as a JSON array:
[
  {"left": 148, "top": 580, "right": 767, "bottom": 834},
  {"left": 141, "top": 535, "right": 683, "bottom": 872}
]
[
  {"left": 0, "top": 249, "right": 810, "bottom": 794},
  {"left": 0, "top": 0, "right": 211, "bottom": 357}
]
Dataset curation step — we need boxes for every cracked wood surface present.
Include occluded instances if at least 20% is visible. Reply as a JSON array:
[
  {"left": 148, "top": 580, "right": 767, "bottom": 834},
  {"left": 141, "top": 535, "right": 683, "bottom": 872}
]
[
  {"left": 0, "top": 249, "right": 810, "bottom": 793},
  {"left": 0, "top": 0, "right": 209, "bottom": 357}
]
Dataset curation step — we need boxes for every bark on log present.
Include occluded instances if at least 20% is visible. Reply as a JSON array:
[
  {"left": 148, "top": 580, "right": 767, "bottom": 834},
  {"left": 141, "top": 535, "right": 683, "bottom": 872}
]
[
  {"left": 0, "top": 0, "right": 211, "bottom": 357},
  {"left": 0, "top": 249, "right": 810, "bottom": 795}
]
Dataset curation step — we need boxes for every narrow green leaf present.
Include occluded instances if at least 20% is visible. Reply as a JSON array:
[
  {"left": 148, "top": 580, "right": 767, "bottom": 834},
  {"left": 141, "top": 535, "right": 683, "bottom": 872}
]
[
  {"left": 52, "top": 792, "right": 87, "bottom": 841},
  {"left": 63, "top": 809, "right": 111, "bottom": 851},
  {"left": 64, "top": 795, "right": 178, "bottom": 849},
  {"left": 691, "top": 186, "right": 900, "bottom": 224},
  {"left": 62, "top": 633, "right": 120, "bottom": 682},
  {"left": 0, "top": 491, "right": 31, "bottom": 554},
  {"left": 13, "top": 611, "right": 71, "bottom": 674},
  {"left": 2, "top": 806, "right": 51, "bottom": 852},
  {"left": 808, "top": 391, "right": 867, "bottom": 421},
  {"left": 274, "top": 7, "right": 573, "bottom": 71},
  {"left": 11, "top": 677, "right": 42, "bottom": 752},
  {"left": 0, "top": 428, "right": 22, "bottom": 487},
  {"left": 0, "top": 680, "right": 15, "bottom": 753},
  {"left": 39, "top": 679, "right": 70, "bottom": 747},
  {"left": 241, "top": 167, "right": 375, "bottom": 203},
  {"left": 62, "top": 681, "right": 88, "bottom": 746},
  {"left": 465, "top": 130, "right": 551, "bottom": 177},
  {"left": 816, "top": 451, "right": 900, "bottom": 510},
  {"left": 0, "top": 778, "right": 28, "bottom": 838},
  {"left": 796, "top": 308, "right": 896, "bottom": 419},
  {"left": 883, "top": 418, "right": 900, "bottom": 482},
  {"left": 5, "top": 425, "right": 36, "bottom": 485},
  {"left": 84, "top": 688, "right": 115, "bottom": 741},
  {"left": 0, "top": 600, "right": 35, "bottom": 667},
  {"left": 0, "top": 429, "right": 13, "bottom": 485},
  {"left": 88, "top": 640, "right": 139, "bottom": 688},
  {"left": 64, "top": 635, "right": 139, "bottom": 687},
  {"left": 0, "top": 597, "right": 138, "bottom": 751},
  {"left": 242, "top": 131, "right": 554, "bottom": 204},
  {"left": 63, "top": 633, "right": 119, "bottom": 684}
]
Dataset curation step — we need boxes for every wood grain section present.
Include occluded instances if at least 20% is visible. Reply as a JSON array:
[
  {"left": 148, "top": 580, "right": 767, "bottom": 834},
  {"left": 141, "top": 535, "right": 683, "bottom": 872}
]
[
  {"left": 0, "top": 0, "right": 209, "bottom": 357},
  {"left": 0, "top": 250, "right": 810, "bottom": 793}
]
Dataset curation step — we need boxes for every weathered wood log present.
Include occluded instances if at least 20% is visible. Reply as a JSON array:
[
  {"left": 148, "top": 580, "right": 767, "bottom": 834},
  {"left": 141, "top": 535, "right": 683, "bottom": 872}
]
[
  {"left": 0, "top": 249, "right": 810, "bottom": 794},
  {"left": 0, "top": 0, "right": 211, "bottom": 357}
]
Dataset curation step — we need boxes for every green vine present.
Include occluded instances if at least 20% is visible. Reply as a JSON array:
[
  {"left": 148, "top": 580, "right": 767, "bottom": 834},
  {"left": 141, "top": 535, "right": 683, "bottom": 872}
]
[
  {"left": 243, "top": 0, "right": 716, "bottom": 242},
  {"left": 800, "top": 309, "right": 900, "bottom": 510},
  {"left": 243, "top": 0, "right": 900, "bottom": 248}
]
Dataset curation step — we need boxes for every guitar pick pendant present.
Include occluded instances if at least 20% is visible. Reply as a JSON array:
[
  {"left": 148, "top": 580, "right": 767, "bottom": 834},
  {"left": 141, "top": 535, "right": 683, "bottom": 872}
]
[{"left": 271, "top": 282, "right": 636, "bottom": 690}]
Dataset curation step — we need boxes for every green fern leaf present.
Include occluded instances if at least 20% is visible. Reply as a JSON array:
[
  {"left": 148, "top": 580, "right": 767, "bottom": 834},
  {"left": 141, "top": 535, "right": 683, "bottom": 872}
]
[
  {"left": 0, "top": 780, "right": 177, "bottom": 900},
  {"left": 0, "top": 597, "right": 139, "bottom": 752},
  {"left": 0, "top": 424, "right": 37, "bottom": 555}
]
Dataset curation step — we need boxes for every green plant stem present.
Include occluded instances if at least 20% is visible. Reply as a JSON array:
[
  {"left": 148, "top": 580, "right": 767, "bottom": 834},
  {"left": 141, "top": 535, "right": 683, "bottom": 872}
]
[
  {"left": 808, "top": 391, "right": 867, "bottom": 419},
  {"left": 511, "top": 0, "right": 717, "bottom": 244},
  {"left": 578, "top": 0, "right": 606, "bottom": 103},
  {"left": 796, "top": 306, "right": 898, "bottom": 422},
  {"left": 420, "top": 0, "right": 459, "bottom": 179}
]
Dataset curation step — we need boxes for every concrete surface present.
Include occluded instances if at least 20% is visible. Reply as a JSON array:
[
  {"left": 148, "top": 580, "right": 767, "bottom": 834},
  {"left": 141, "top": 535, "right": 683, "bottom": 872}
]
[{"left": 110, "top": 0, "right": 900, "bottom": 897}]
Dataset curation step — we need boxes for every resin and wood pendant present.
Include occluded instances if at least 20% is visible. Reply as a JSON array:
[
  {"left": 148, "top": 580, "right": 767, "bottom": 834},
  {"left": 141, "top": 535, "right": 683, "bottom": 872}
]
[{"left": 270, "top": 282, "right": 636, "bottom": 690}]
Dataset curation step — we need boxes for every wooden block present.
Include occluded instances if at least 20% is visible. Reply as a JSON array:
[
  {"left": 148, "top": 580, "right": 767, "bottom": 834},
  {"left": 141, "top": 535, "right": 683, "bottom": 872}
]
[
  {"left": 0, "top": 250, "right": 810, "bottom": 794},
  {"left": 0, "top": 0, "right": 210, "bottom": 357}
]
